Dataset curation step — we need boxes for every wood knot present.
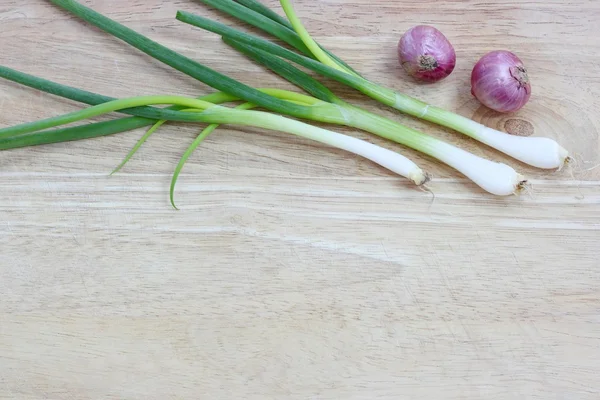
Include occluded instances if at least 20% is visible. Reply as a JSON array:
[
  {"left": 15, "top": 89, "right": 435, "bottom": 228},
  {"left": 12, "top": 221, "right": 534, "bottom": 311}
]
[{"left": 504, "top": 118, "right": 534, "bottom": 136}]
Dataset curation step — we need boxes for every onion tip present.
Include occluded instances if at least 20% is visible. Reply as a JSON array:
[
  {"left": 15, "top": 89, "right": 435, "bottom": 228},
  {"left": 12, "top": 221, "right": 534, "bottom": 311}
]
[
  {"left": 410, "top": 169, "right": 431, "bottom": 186},
  {"left": 515, "top": 175, "right": 529, "bottom": 195}
]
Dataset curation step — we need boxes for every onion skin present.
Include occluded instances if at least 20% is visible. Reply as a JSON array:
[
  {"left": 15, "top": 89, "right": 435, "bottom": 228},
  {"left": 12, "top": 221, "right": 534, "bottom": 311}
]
[
  {"left": 471, "top": 51, "right": 532, "bottom": 113},
  {"left": 398, "top": 25, "right": 456, "bottom": 83}
]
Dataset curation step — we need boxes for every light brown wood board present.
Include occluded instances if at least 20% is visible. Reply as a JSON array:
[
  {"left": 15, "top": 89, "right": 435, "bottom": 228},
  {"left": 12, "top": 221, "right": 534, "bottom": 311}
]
[{"left": 0, "top": 1, "right": 599, "bottom": 399}]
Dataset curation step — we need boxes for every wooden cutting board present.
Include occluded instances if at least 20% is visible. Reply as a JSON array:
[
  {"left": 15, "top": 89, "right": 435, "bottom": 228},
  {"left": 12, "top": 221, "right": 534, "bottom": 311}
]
[{"left": 1, "top": 1, "right": 599, "bottom": 398}]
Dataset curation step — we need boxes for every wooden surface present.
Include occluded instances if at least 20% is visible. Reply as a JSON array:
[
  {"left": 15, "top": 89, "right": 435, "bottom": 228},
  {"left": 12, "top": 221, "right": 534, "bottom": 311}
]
[{"left": 1, "top": 1, "right": 599, "bottom": 398}]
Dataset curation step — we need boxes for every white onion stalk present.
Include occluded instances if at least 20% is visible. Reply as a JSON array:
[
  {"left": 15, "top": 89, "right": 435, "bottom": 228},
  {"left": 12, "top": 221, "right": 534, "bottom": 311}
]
[
  {"left": 471, "top": 124, "right": 569, "bottom": 169},
  {"left": 344, "top": 106, "right": 527, "bottom": 196},
  {"left": 0, "top": 93, "right": 429, "bottom": 187},
  {"left": 411, "top": 106, "right": 571, "bottom": 169},
  {"left": 200, "top": 107, "right": 429, "bottom": 185}
]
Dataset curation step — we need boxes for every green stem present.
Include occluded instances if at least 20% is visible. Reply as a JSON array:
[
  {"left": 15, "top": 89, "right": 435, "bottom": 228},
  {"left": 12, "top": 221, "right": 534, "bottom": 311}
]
[
  {"left": 234, "top": 0, "right": 294, "bottom": 29},
  {"left": 1, "top": 63, "right": 335, "bottom": 122},
  {"left": 224, "top": 37, "right": 339, "bottom": 104},
  {"left": 235, "top": 0, "right": 361, "bottom": 76},
  {"left": 0, "top": 90, "right": 328, "bottom": 141},
  {"left": 111, "top": 90, "right": 324, "bottom": 174},
  {"left": 194, "top": 0, "right": 313, "bottom": 58},
  {"left": 195, "top": 0, "right": 361, "bottom": 76},
  {"left": 343, "top": 104, "right": 446, "bottom": 163},
  {"left": 48, "top": 0, "right": 316, "bottom": 120},
  {"left": 170, "top": 102, "right": 256, "bottom": 209},
  {"left": 0, "top": 90, "right": 237, "bottom": 150},
  {"left": 0, "top": 65, "right": 239, "bottom": 123},
  {"left": 177, "top": 12, "right": 376, "bottom": 98},
  {"left": 0, "top": 117, "right": 153, "bottom": 150},
  {"left": 0, "top": 95, "right": 218, "bottom": 139},
  {"left": 111, "top": 118, "right": 172, "bottom": 175},
  {"left": 279, "top": 0, "right": 356, "bottom": 76}
]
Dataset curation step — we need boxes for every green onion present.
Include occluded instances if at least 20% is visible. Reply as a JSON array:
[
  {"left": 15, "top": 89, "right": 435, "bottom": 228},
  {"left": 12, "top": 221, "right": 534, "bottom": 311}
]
[
  {"left": 11, "top": 0, "right": 527, "bottom": 195},
  {"left": 188, "top": 0, "right": 570, "bottom": 170},
  {"left": 0, "top": 93, "right": 429, "bottom": 189},
  {"left": 0, "top": 87, "right": 368, "bottom": 208}
]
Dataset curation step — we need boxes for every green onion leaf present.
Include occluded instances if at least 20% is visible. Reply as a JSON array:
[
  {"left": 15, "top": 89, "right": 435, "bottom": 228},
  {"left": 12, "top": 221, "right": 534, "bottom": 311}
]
[
  {"left": 176, "top": 11, "right": 378, "bottom": 104},
  {"left": 224, "top": 37, "right": 338, "bottom": 103},
  {"left": 279, "top": 0, "right": 356, "bottom": 75},
  {"left": 0, "top": 95, "right": 219, "bottom": 139},
  {"left": 233, "top": 0, "right": 293, "bottom": 29},
  {"left": 48, "top": 0, "right": 319, "bottom": 121},
  {"left": 0, "top": 65, "right": 232, "bottom": 123},
  {"left": 170, "top": 101, "right": 256, "bottom": 209},
  {"left": 196, "top": 0, "right": 360, "bottom": 76},
  {"left": 0, "top": 117, "right": 152, "bottom": 150}
]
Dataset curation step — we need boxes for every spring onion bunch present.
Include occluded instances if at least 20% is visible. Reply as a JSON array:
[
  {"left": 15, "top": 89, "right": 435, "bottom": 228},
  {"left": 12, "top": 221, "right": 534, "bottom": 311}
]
[
  {"left": 0, "top": 0, "right": 522, "bottom": 199},
  {"left": 53, "top": 0, "right": 528, "bottom": 196},
  {"left": 188, "top": 0, "right": 570, "bottom": 171}
]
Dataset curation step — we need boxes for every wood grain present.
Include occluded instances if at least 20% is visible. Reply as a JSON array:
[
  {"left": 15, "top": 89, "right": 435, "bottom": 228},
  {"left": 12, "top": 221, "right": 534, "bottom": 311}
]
[{"left": 1, "top": 1, "right": 599, "bottom": 399}]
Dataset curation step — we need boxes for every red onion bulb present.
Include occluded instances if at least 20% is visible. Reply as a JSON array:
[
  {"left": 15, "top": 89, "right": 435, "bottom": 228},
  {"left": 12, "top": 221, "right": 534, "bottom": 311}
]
[
  {"left": 397, "top": 25, "right": 456, "bottom": 83},
  {"left": 471, "top": 51, "right": 532, "bottom": 113}
]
